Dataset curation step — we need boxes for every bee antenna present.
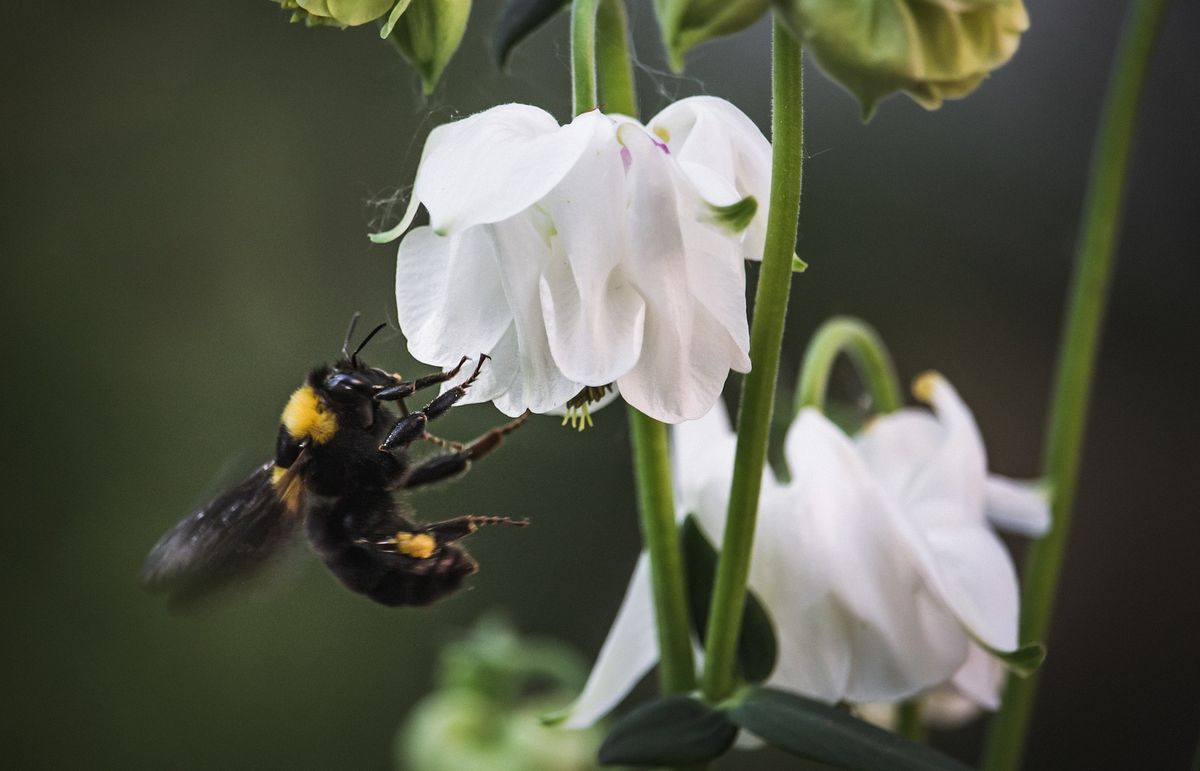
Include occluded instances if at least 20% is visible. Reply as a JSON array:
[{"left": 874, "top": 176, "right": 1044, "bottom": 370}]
[
  {"left": 351, "top": 323, "right": 389, "bottom": 362},
  {"left": 341, "top": 312, "right": 362, "bottom": 360}
]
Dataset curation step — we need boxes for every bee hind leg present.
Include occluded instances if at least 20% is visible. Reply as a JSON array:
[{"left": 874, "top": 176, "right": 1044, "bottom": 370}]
[{"left": 424, "top": 515, "right": 530, "bottom": 545}]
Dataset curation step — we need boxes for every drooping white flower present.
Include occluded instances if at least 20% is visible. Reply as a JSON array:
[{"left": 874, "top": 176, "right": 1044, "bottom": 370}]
[
  {"left": 380, "top": 97, "right": 771, "bottom": 423},
  {"left": 853, "top": 373, "right": 1049, "bottom": 722},
  {"left": 560, "top": 372, "right": 1048, "bottom": 727}
]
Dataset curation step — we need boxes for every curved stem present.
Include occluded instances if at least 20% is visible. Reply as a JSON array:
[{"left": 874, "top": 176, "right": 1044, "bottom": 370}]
[
  {"left": 572, "top": 0, "right": 693, "bottom": 697},
  {"left": 701, "top": 18, "right": 804, "bottom": 703},
  {"left": 794, "top": 316, "right": 902, "bottom": 417},
  {"left": 982, "top": 0, "right": 1168, "bottom": 767}
]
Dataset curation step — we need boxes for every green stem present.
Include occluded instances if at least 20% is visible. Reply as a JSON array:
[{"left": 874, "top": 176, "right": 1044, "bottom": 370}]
[
  {"left": 572, "top": 0, "right": 693, "bottom": 697},
  {"left": 595, "top": 0, "right": 636, "bottom": 116},
  {"left": 569, "top": 0, "right": 600, "bottom": 115},
  {"left": 896, "top": 701, "right": 925, "bottom": 744},
  {"left": 982, "top": 1, "right": 1167, "bottom": 768},
  {"left": 627, "top": 409, "right": 697, "bottom": 695},
  {"left": 794, "top": 316, "right": 902, "bottom": 417},
  {"left": 701, "top": 18, "right": 804, "bottom": 703}
]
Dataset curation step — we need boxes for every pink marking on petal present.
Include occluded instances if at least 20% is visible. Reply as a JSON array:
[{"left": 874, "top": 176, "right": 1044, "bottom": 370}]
[
  {"left": 620, "top": 146, "right": 632, "bottom": 172},
  {"left": 652, "top": 139, "right": 671, "bottom": 155}
]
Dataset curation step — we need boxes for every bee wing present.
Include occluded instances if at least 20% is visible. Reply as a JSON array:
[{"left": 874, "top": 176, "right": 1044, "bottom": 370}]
[{"left": 141, "top": 459, "right": 306, "bottom": 608}]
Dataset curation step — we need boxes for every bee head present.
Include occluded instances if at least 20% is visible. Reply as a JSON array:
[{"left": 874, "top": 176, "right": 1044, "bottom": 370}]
[{"left": 307, "top": 314, "right": 398, "bottom": 426}]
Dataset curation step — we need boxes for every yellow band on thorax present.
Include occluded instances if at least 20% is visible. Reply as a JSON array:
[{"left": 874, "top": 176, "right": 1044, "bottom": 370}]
[{"left": 281, "top": 385, "right": 338, "bottom": 444}]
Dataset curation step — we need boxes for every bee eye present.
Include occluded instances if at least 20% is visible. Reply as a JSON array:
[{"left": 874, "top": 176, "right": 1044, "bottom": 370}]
[{"left": 325, "top": 372, "right": 368, "bottom": 399}]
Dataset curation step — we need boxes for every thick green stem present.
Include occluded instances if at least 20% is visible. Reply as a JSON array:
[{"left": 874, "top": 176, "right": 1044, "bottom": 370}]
[
  {"left": 572, "top": 0, "right": 693, "bottom": 697},
  {"left": 701, "top": 18, "right": 804, "bottom": 703},
  {"left": 569, "top": 0, "right": 600, "bottom": 115},
  {"left": 595, "top": 0, "right": 636, "bottom": 116},
  {"left": 627, "top": 409, "right": 696, "bottom": 695},
  {"left": 794, "top": 316, "right": 902, "bottom": 417},
  {"left": 982, "top": 1, "right": 1167, "bottom": 768}
]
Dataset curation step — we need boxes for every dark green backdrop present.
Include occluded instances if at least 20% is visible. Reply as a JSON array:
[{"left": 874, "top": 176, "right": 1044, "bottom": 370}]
[{"left": 4, "top": 2, "right": 1197, "bottom": 769}]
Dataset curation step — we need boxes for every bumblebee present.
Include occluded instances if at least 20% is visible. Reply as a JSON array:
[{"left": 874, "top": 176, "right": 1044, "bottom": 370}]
[{"left": 142, "top": 316, "right": 527, "bottom": 608}]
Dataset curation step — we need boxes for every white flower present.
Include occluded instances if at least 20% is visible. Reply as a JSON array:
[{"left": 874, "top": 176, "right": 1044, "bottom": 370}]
[
  {"left": 380, "top": 97, "right": 771, "bottom": 423},
  {"left": 560, "top": 372, "right": 1048, "bottom": 727}
]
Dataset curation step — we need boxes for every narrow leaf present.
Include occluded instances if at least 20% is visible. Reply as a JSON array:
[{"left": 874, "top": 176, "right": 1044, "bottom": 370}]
[
  {"left": 599, "top": 695, "right": 737, "bottom": 767},
  {"left": 494, "top": 0, "right": 568, "bottom": 65},
  {"left": 680, "top": 516, "right": 777, "bottom": 683},
  {"left": 730, "top": 687, "right": 971, "bottom": 771}
]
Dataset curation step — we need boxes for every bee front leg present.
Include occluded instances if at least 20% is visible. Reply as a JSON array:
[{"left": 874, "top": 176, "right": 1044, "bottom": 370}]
[{"left": 379, "top": 356, "right": 492, "bottom": 453}]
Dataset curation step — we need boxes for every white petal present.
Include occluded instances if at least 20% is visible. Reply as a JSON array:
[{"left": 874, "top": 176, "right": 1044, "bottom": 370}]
[
  {"left": 486, "top": 214, "right": 581, "bottom": 415},
  {"left": 438, "top": 330, "right": 520, "bottom": 410},
  {"left": 675, "top": 193, "right": 752, "bottom": 367},
  {"left": 920, "top": 526, "right": 1020, "bottom": 652},
  {"left": 395, "top": 225, "right": 513, "bottom": 368},
  {"left": 414, "top": 104, "right": 594, "bottom": 234},
  {"left": 562, "top": 553, "right": 659, "bottom": 728},
  {"left": 780, "top": 410, "right": 968, "bottom": 702},
  {"left": 538, "top": 118, "right": 647, "bottom": 385},
  {"left": 766, "top": 596, "right": 853, "bottom": 704},
  {"left": 649, "top": 96, "right": 772, "bottom": 262},
  {"left": 614, "top": 125, "right": 746, "bottom": 423},
  {"left": 985, "top": 475, "right": 1051, "bottom": 536},
  {"left": 671, "top": 400, "right": 738, "bottom": 525},
  {"left": 856, "top": 410, "right": 943, "bottom": 501},
  {"left": 948, "top": 643, "right": 1005, "bottom": 712},
  {"left": 905, "top": 373, "right": 990, "bottom": 529}
]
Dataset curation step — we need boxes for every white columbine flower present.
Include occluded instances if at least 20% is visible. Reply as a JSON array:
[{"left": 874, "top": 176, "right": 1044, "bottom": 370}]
[
  {"left": 379, "top": 97, "right": 771, "bottom": 423},
  {"left": 560, "top": 372, "right": 1048, "bottom": 727}
]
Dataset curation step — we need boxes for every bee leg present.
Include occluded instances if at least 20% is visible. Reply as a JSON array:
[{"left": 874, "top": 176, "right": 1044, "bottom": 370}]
[
  {"left": 373, "top": 356, "right": 470, "bottom": 402},
  {"left": 380, "top": 356, "right": 491, "bottom": 452},
  {"left": 424, "top": 515, "right": 530, "bottom": 544},
  {"left": 400, "top": 414, "right": 528, "bottom": 489}
]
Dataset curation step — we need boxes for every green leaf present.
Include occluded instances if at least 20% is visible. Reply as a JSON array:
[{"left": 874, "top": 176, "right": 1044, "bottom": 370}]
[
  {"left": 792, "top": 253, "right": 808, "bottom": 272},
  {"left": 680, "top": 516, "right": 777, "bottom": 684},
  {"left": 598, "top": 695, "right": 737, "bottom": 766},
  {"left": 729, "top": 687, "right": 972, "bottom": 771},
  {"left": 494, "top": 0, "right": 568, "bottom": 65}
]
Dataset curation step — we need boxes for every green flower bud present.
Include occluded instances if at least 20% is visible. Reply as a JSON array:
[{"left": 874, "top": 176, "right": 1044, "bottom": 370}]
[
  {"left": 274, "top": 0, "right": 399, "bottom": 27},
  {"left": 773, "top": 0, "right": 1029, "bottom": 118},
  {"left": 386, "top": 0, "right": 471, "bottom": 94},
  {"left": 654, "top": 0, "right": 770, "bottom": 71},
  {"left": 397, "top": 618, "right": 602, "bottom": 771}
]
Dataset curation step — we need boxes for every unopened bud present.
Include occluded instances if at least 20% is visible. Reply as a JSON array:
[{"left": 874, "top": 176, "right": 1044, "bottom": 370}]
[
  {"left": 387, "top": 0, "right": 471, "bottom": 94},
  {"left": 655, "top": 0, "right": 770, "bottom": 72},
  {"left": 773, "top": 0, "right": 1029, "bottom": 118}
]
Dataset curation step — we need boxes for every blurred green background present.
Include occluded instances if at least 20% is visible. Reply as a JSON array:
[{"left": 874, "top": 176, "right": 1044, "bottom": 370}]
[{"left": 4, "top": 1, "right": 1197, "bottom": 769}]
